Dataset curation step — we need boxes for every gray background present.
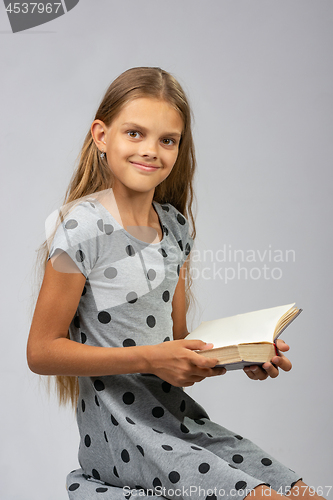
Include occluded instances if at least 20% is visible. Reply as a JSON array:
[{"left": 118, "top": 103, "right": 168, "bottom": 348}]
[{"left": 1, "top": 1, "right": 332, "bottom": 499}]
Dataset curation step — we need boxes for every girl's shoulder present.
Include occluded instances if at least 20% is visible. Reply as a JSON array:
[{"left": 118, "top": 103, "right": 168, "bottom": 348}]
[
  {"left": 155, "top": 201, "right": 189, "bottom": 227},
  {"left": 154, "top": 201, "right": 194, "bottom": 259},
  {"left": 46, "top": 198, "right": 107, "bottom": 278}
]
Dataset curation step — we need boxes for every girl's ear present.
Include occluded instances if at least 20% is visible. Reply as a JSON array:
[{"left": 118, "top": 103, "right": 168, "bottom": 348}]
[{"left": 91, "top": 120, "right": 107, "bottom": 150}]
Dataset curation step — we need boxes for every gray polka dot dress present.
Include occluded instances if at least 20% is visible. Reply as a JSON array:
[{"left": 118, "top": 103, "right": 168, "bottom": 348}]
[{"left": 47, "top": 195, "right": 302, "bottom": 500}]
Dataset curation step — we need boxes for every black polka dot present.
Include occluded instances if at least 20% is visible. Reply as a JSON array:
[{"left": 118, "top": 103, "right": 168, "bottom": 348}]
[
  {"left": 90, "top": 202, "right": 95, "bottom": 208},
  {"left": 96, "top": 487, "right": 108, "bottom": 493},
  {"left": 199, "top": 463, "right": 210, "bottom": 474},
  {"left": 234, "top": 434, "right": 243, "bottom": 440},
  {"left": 153, "top": 477, "right": 162, "bottom": 488},
  {"left": 235, "top": 481, "right": 247, "bottom": 490},
  {"left": 126, "top": 417, "right": 135, "bottom": 425},
  {"left": 152, "top": 407, "right": 164, "bottom": 418},
  {"left": 185, "top": 243, "right": 191, "bottom": 256},
  {"left": 68, "top": 483, "right": 80, "bottom": 491},
  {"left": 162, "top": 445, "right": 173, "bottom": 451},
  {"left": 180, "top": 423, "right": 189, "bottom": 433},
  {"left": 95, "top": 395, "right": 100, "bottom": 406},
  {"left": 178, "top": 240, "right": 183, "bottom": 251},
  {"left": 123, "top": 338, "right": 136, "bottom": 347},
  {"left": 76, "top": 249, "right": 85, "bottom": 263},
  {"left": 158, "top": 248, "right": 167, "bottom": 258},
  {"left": 194, "top": 419, "right": 205, "bottom": 425},
  {"left": 98, "top": 311, "right": 111, "bottom": 324},
  {"left": 136, "top": 445, "right": 144, "bottom": 456},
  {"left": 191, "top": 446, "right": 202, "bottom": 451},
  {"left": 163, "top": 336, "right": 170, "bottom": 342},
  {"left": 126, "top": 292, "right": 138, "bottom": 304},
  {"left": 84, "top": 434, "right": 91, "bottom": 447},
  {"left": 228, "top": 464, "right": 238, "bottom": 469},
  {"left": 97, "top": 219, "right": 104, "bottom": 232},
  {"left": 261, "top": 458, "right": 272, "bottom": 466},
  {"left": 94, "top": 380, "right": 105, "bottom": 391},
  {"left": 162, "top": 291, "right": 170, "bottom": 302},
  {"left": 123, "top": 392, "right": 135, "bottom": 405},
  {"left": 74, "top": 316, "right": 80, "bottom": 328},
  {"left": 121, "top": 449, "right": 130, "bottom": 463},
  {"left": 180, "top": 400, "right": 186, "bottom": 412},
  {"left": 146, "top": 315, "right": 156, "bottom": 328},
  {"left": 161, "top": 205, "right": 169, "bottom": 212},
  {"left": 169, "top": 471, "right": 180, "bottom": 484},
  {"left": 207, "top": 433, "right": 213, "bottom": 438},
  {"left": 81, "top": 286, "right": 87, "bottom": 296},
  {"left": 177, "top": 264, "right": 180, "bottom": 276},
  {"left": 104, "top": 224, "right": 114, "bottom": 235},
  {"left": 92, "top": 469, "right": 100, "bottom": 480},
  {"left": 111, "top": 414, "right": 118, "bottom": 426},
  {"left": 206, "top": 495, "right": 217, "bottom": 500},
  {"left": 162, "top": 225, "right": 169, "bottom": 235},
  {"left": 81, "top": 332, "right": 87, "bottom": 343},
  {"left": 147, "top": 269, "right": 156, "bottom": 281},
  {"left": 177, "top": 214, "right": 186, "bottom": 225},
  {"left": 232, "top": 454, "right": 244, "bottom": 464},
  {"left": 152, "top": 428, "right": 163, "bottom": 434},
  {"left": 104, "top": 267, "right": 117, "bottom": 279},
  {"left": 162, "top": 382, "right": 171, "bottom": 393},
  {"left": 104, "top": 431, "right": 108, "bottom": 442},
  {"left": 65, "top": 219, "right": 78, "bottom": 230},
  {"left": 113, "top": 466, "right": 119, "bottom": 478},
  {"left": 81, "top": 399, "right": 85, "bottom": 412},
  {"left": 291, "top": 481, "right": 298, "bottom": 488},
  {"left": 126, "top": 245, "right": 135, "bottom": 257}
]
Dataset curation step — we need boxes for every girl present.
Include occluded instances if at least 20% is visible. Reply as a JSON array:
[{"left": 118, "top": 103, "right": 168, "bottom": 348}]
[{"left": 27, "top": 67, "right": 319, "bottom": 500}]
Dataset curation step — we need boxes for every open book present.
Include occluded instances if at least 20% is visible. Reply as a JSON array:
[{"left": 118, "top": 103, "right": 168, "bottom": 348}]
[{"left": 186, "top": 303, "right": 302, "bottom": 370}]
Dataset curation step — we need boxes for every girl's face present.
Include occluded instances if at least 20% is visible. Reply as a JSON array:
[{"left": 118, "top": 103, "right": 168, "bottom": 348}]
[{"left": 103, "top": 97, "right": 183, "bottom": 197}]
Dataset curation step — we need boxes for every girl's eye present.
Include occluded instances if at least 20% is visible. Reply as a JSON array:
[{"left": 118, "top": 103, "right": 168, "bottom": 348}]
[
  {"left": 127, "top": 131, "right": 141, "bottom": 139},
  {"left": 162, "top": 138, "right": 176, "bottom": 146}
]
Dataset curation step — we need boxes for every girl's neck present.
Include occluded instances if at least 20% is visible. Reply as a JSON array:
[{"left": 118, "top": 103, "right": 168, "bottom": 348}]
[{"left": 96, "top": 187, "right": 162, "bottom": 243}]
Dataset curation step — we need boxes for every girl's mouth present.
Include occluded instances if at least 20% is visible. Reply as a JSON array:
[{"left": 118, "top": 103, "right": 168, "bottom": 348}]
[{"left": 130, "top": 161, "right": 161, "bottom": 172}]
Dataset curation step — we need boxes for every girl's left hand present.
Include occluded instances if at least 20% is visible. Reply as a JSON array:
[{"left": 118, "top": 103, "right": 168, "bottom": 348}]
[{"left": 243, "top": 339, "right": 292, "bottom": 380}]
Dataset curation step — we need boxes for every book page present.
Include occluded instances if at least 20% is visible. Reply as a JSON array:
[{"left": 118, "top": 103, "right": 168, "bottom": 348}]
[{"left": 187, "top": 303, "right": 295, "bottom": 348}]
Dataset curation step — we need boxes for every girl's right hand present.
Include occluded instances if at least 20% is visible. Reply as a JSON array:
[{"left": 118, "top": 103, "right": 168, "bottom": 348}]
[{"left": 146, "top": 339, "right": 226, "bottom": 387}]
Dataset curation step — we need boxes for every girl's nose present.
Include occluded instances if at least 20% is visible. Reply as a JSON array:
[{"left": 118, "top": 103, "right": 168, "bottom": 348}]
[{"left": 139, "top": 138, "right": 158, "bottom": 159}]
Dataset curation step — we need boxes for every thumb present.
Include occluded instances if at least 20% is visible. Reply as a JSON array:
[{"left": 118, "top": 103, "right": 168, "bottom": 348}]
[{"left": 182, "top": 339, "right": 214, "bottom": 351}]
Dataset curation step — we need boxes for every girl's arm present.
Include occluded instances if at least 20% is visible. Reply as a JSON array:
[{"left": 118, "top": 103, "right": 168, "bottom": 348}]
[{"left": 27, "top": 258, "right": 223, "bottom": 386}]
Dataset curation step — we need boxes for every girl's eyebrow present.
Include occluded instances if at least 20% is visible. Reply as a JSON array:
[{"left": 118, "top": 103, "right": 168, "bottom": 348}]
[{"left": 122, "top": 122, "right": 182, "bottom": 138}]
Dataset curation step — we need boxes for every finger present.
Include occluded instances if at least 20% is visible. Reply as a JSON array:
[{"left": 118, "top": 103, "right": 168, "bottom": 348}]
[
  {"left": 189, "top": 351, "right": 219, "bottom": 369},
  {"left": 243, "top": 366, "right": 268, "bottom": 380},
  {"left": 183, "top": 339, "right": 215, "bottom": 351},
  {"left": 209, "top": 367, "right": 226, "bottom": 377},
  {"left": 271, "top": 354, "right": 292, "bottom": 372},
  {"left": 275, "top": 339, "right": 290, "bottom": 352},
  {"left": 262, "top": 362, "right": 279, "bottom": 378}
]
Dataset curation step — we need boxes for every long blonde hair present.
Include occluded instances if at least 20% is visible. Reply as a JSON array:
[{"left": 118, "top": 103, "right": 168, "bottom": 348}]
[{"left": 33, "top": 67, "right": 197, "bottom": 407}]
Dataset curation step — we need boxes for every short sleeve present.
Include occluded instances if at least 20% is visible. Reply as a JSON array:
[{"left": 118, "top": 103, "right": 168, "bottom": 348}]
[
  {"left": 46, "top": 201, "right": 105, "bottom": 279},
  {"left": 161, "top": 203, "right": 194, "bottom": 268},
  {"left": 179, "top": 216, "right": 194, "bottom": 268}
]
